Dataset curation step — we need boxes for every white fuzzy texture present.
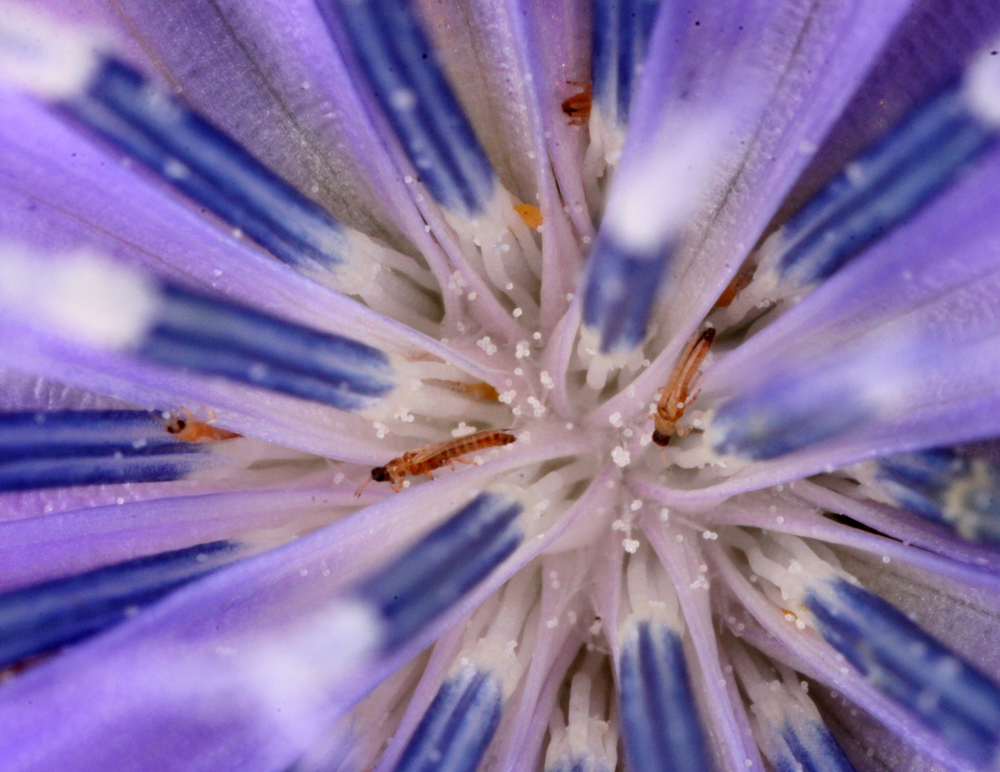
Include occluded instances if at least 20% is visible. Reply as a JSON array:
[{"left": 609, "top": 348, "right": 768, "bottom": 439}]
[
  {"left": 245, "top": 598, "right": 382, "bottom": 710},
  {"left": 456, "top": 569, "right": 539, "bottom": 698},
  {"left": 964, "top": 38, "right": 1000, "bottom": 127},
  {"left": 622, "top": 545, "right": 682, "bottom": 635},
  {"left": 602, "top": 113, "right": 727, "bottom": 255},
  {"left": 0, "top": 3, "right": 99, "bottom": 98},
  {"left": 0, "top": 245, "right": 159, "bottom": 349}
]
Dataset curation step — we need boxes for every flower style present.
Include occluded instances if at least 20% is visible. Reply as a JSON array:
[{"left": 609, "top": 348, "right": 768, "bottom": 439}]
[{"left": 2, "top": 1, "right": 1000, "bottom": 772}]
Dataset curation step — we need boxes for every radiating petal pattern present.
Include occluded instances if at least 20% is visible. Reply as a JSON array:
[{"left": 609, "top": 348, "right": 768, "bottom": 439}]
[{"left": 5, "top": 2, "right": 1000, "bottom": 772}]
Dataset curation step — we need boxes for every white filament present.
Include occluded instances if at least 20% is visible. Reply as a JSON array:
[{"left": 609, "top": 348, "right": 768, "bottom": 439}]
[
  {"left": 624, "top": 544, "right": 682, "bottom": 633},
  {"left": 461, "top": 569, "right": 541, "bottom": 697},
  {"left": 545, "top": 655, "right": 618, "bottom": 772},
  {"left": 443, "top": 188, "right": 542, "bottom": 322}
]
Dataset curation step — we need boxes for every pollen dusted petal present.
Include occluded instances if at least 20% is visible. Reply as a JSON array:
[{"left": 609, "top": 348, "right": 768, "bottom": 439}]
[
  {"left": 6, "top": 2, "right": 1000, "bottom": 772},
  {"left": 805, "top": 577, "right": 1000, "bottom": 766},
  {"left": 0, "top": 540, "right": 243, "bottom": 670},
  {"left": 619, "top": 621, "right": 711, "bottom": 772},
  {"left": 391, "top": 666, "right": 503, "bottom": 772},
  {"left": 0, "top": 410, "right": 206, "bottom": 492},
  {"left": 317, "top": 0, "right": 496, "bottom": 217},
  {"left": 355, "top": 491, "right": 524, "bottom": 652}
]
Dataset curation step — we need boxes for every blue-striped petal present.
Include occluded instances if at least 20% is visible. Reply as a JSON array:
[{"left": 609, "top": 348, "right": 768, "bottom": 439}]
[
  {"left": 61, "top": 56, "right": 352, "bottom": 276},
  {"left": 865, "top": 449, "right": 1000, "bottom": 542},
  {"left": 619, "top": 621, "right": 711, "bottom": 772},
  {"left": 0, "top": 410, "right": 206, "bottom": 492},
  {"left": 391, "top": 666, "right": 503, "bottom": 772},
  {"left": 0, "top": 540, "right": 242, "bottom": 670},
  {"left": 591, "top": 0, "right": 661, "bottom": 128},
  {"left": 761, "top": 80, "right": 998, "bottom": 291},
  {"left": 317, "top": 0, "right": 496, "bottom": 217},
  {"left": 776, "top": 718, "right": 857, "bottom": 772},
  {"left": 581, "top": 234, "right": 670, "bottom": 355},
  {"left": 806, "top": 577, "right": 1000, "bottom": 766},
  {"left": 356, "top": 491, "right": 524, "bottom": 652},
  {"left": 136, "top": 285, "right": 395, "bottom": 411}
]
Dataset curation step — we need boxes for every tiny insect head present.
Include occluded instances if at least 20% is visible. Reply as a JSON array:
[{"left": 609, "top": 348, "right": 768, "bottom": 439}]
[
  {"left": 355, "top": 465, "right": 390, "bottom": 498},
  {"left": 164, "top": 415, "right": 187, "bottom": 435},
  {"left": 651, "top": 429, "right": 672, "bottom": 447}
]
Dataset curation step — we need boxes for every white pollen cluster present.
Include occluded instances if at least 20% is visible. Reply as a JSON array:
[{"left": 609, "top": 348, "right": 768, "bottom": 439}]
[
  {"left": 447, "top": 271, "right": 467, "bottom": 295},
  {"left": 451, "top": 422, "right": 477, "bottom": 438},
  {"left": 477, "top": 336, "right": 498, "bottom": 355},
  {"left": 392, "top": 406, "right": 415, "bottom": 423}
]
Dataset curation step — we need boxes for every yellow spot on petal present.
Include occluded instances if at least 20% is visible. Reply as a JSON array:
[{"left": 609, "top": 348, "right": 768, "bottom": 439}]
[{"left": 514, "top": 203, "right": 543, "bottom": 229}]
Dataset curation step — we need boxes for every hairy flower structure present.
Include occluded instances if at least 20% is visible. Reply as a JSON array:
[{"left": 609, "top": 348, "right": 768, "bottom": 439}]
[{"left": 3, "top": 1, "right": 1000, "bottom": 772}]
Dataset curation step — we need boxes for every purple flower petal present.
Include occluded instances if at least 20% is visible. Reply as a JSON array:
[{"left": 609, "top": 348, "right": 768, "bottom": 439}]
[
  {"left": 711, "top": 545, "right": 983, "bottom": 772},
  {"left": 46, "top": 0, "right": 411, "bottom": 247},
  {"left": 0, "top": 87, "right": 476, "bottom": 363},
  {"left": 0, "top": 486, "right": 361, "bottom": 591},
  {"left": 593, "top": 0, "right": 916, "bottom": 424},
  {"left": 642, "top": 515, "right": 765, "bottom": 772},
  {"left": 492, "top": 551, "right": 591, "bottom": 770}
]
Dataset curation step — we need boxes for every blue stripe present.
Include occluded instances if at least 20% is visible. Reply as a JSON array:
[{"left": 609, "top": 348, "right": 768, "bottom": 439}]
[
  {"left": 581, "top": 235, "right": 671, "bottom": 353},
  {"left": 592, "top": 0, "right": 661, "bottom": 125},
  {"left": 873, "top": 451, "right": 1000, "bottom": 542},
  {"left": 877, "top": 449, "right": 966, "bottom": 487},
  {"left": 591, "top": 0, "right": 618, "bottom": 115},
  {"left": 806, "top": 578, "right": 1000, "bottom": 765},
  {"left": 773, "top": 86, "right": 997, "bottom": 288},
  {"left": 356, "top": 492, "right": 523, "bottom": 652},
  {"left": 548, "top": 756, "right": 611, "bottom": 772},
  {"left": 619, "top": 622, "right": 710, "bottom": 772},
  {"left": 874, "top": 450, "right": 966, "bottom": 524},
  {"left": 0, "top": 410, "right": 194, "bottom": 459},
  {"left": 137, "top": 285, "right": 395, "bottom": 411},
  {"left": 392, "top": 667, "right": 503, "bottom": 772},
  {"left": 317, "top": 0, "right": 496, "bottom": 215},
  {"left": 709, "top": 366, "right": 870, "bottom": 460},
  {"left": 0, "top": 541, "right": 241, "bottom": 669},
  {"left": 778, "top": 719, "right": 857, "bottom": 772},
  {"left": 60, "top": 57, "right": 349, "bottom": 274},
  {"left": 0, "top": 410, "right": 205, "bottom": 492},
  {"left": 0, "top": 454, "right": 201, "bottom": 492}
]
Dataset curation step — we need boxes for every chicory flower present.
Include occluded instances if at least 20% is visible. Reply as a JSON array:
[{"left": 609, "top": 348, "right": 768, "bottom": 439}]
[{"left": 2, "top": 1, "right": 1000, "bottom": 771}]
